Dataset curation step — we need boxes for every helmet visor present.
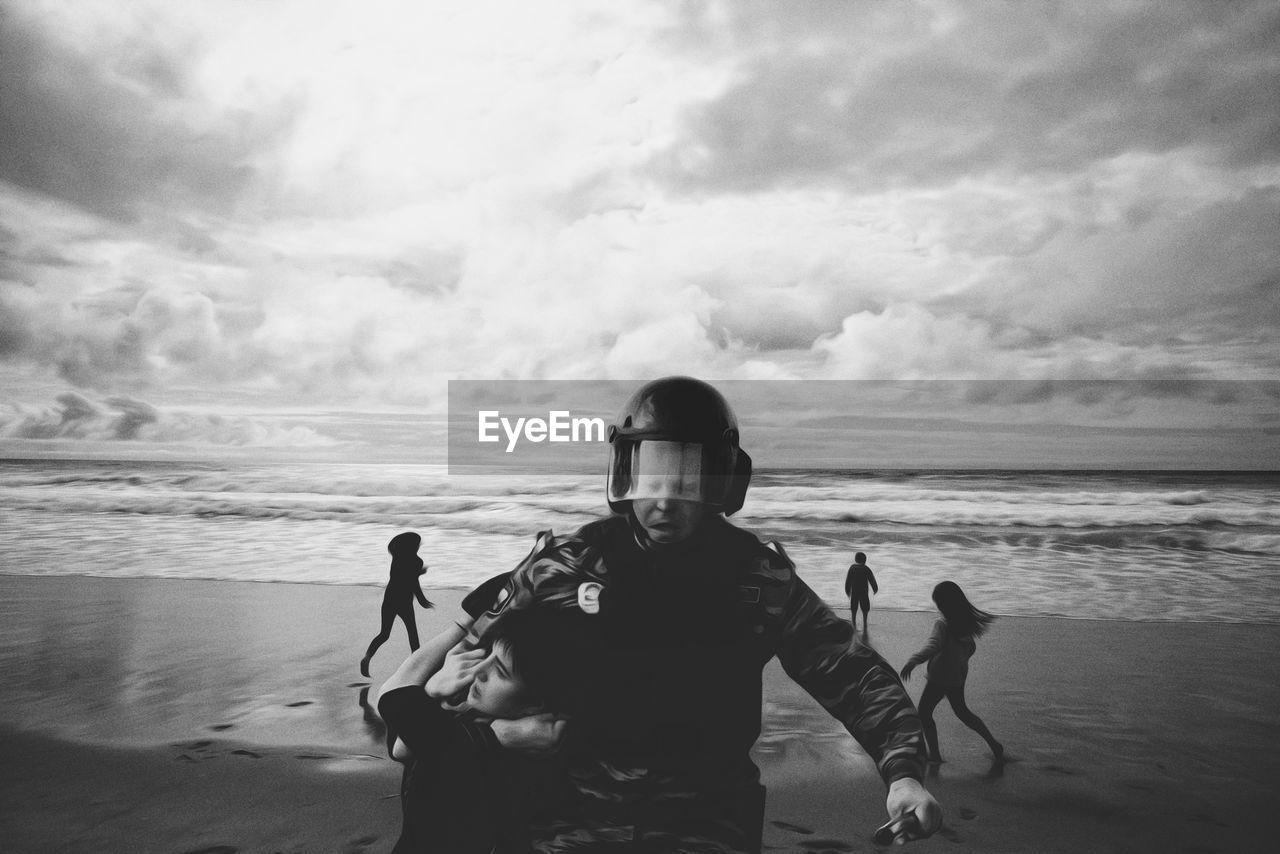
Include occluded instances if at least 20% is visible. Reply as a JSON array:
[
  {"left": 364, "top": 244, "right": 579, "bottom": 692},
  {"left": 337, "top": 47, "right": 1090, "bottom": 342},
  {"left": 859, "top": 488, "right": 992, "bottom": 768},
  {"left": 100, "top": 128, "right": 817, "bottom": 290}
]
[{"left": 607, "top": 439, "right": 733, "bottom": 506}]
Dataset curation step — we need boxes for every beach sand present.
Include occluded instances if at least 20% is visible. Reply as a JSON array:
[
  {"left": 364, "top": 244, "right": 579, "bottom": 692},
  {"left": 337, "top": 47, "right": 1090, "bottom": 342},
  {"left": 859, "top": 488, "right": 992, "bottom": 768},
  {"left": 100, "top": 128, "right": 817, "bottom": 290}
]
[{"left": 0, "top": 575, "right": 1274, "bottom": 853}]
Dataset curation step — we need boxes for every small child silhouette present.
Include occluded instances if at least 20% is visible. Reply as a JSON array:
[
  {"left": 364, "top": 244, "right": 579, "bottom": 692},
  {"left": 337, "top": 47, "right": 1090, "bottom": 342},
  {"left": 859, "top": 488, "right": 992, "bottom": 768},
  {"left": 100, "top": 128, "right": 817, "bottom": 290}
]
[{"left": 361, "top": 532, "right": 432, "bottom": 677}]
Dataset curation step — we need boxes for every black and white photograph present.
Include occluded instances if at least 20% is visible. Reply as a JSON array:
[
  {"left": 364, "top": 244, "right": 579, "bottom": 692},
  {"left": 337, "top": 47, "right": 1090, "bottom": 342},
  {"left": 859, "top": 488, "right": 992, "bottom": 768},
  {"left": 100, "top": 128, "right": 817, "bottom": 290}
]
[{"left": 1, "top": 1, "right": 1277, "bottom": 852}]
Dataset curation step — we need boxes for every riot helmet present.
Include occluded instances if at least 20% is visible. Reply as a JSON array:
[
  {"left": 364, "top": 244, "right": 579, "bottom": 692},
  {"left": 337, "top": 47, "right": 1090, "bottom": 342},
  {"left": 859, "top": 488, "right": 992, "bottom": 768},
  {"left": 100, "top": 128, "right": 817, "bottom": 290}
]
[{"left": 606, "top": 376, "right": 752, "bottom": 515}]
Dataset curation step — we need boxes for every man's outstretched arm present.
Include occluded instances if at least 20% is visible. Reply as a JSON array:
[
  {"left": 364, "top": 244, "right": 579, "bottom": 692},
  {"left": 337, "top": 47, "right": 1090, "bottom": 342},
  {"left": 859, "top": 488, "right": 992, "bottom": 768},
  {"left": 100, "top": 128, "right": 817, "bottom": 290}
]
[{"left": 775, "top": 574, "right": 941, "bottom": 838}]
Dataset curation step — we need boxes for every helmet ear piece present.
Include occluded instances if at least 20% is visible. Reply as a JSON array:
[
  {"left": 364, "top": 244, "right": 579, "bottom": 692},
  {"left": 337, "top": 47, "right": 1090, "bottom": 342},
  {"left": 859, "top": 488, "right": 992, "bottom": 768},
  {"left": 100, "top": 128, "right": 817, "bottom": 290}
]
[{"left": 722, "top": 449, "right": 752, "bottom": 516}]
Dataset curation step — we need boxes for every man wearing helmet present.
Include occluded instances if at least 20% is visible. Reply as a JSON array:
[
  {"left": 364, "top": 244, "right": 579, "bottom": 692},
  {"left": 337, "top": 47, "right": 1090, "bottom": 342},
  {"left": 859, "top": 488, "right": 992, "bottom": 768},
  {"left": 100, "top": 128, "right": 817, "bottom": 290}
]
[{"left": 458, "top": 377, "right": 942, "bottom": 852}]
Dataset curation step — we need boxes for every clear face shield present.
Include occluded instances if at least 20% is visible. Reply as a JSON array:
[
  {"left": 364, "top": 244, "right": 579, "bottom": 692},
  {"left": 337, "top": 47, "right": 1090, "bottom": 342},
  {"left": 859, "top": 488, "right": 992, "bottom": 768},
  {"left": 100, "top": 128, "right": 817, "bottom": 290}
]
[{"left": 606, "top": 439, "right": 735, "bottom": 507}]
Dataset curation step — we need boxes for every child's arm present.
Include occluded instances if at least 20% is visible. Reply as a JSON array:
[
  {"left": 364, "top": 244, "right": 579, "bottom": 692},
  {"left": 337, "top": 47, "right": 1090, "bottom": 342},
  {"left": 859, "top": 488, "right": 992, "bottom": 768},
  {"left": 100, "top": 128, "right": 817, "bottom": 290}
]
[
  {"left": 869, "top": 568, "right": 879, "bottom": 594},
  {"left": 377, "top": 624, "right": 468, "bottom": 761},
  {"left": 900, "top": 621, "right": 945, "bottom": 679},
  {"left": 490, "top": 712, "right": 569, "bottom": 756},
  {"left": 414, "top": 574, "right": 432, "bottom": 609},
  {"left": 380, "top": 623, "right": 467, "bottom": 696}
]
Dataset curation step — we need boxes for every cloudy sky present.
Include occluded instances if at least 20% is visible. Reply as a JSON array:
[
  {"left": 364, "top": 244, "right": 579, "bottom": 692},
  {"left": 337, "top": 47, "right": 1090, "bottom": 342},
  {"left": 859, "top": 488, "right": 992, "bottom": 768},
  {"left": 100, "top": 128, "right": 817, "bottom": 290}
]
[{"left": 0, "top": 0, "right": 1277, "bottom": 465}]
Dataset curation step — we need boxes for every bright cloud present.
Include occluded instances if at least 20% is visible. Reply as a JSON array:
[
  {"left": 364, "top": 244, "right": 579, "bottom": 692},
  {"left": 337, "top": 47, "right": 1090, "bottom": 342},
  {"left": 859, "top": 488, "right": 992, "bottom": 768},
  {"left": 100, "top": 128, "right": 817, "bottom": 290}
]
[{"left": 0, "top": 0, "right": 1276, "bottom": 461}]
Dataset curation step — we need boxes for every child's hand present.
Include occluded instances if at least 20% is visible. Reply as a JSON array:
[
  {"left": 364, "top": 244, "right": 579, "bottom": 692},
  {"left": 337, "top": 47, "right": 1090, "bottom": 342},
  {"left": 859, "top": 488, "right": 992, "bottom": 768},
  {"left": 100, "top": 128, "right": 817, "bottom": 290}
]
[
  {"left": 490, "top": 712, "right": 570, "bottom": 756},
  {"left": 426, "top": 641, "right": 485, "bottom": 702}
]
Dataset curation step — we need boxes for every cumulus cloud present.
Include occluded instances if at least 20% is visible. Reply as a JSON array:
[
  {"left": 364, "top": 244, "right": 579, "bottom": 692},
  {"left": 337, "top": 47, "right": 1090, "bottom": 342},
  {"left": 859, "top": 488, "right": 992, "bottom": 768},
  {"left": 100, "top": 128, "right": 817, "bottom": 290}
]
[
  {"left": 0, "top": 3, "right": 286, "bottom": 220},
  {"left": 653, "top": 1, "right": 1280, "bottom": 191},
  {"left": 0, "top": 0, "right": 1275, "bottom": 435}
]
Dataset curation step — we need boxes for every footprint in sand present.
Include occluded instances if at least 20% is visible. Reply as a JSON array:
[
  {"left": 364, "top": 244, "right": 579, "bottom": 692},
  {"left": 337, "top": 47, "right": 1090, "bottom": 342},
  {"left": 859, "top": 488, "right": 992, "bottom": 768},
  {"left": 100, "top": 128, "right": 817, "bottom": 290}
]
[
  {"left": 209, "top": 723, "right": 235, "bottom": 732},
  {"left": 798, "top": 839, "right": 853, "bottom": 852},
  {"left": 1041, "top": 763, "right": 1080, "bottom": 776},
  {"left": 230, "top": 749, "right": 262, "bottom": 759},
  {"left": 1188, "top": 813, "right": 1229, "bottom": 828},
  {"left": 958, "top": 807, "right": 979, "bottom": 820},
  {"left": 345, "top": 835, "right": 380, "bottom": 851},
  {"left": 771, "top": 820, "right": 815, "bottom": 835},
  {"left": 285, "top": 700, "right": 313, "bottom": 707}
]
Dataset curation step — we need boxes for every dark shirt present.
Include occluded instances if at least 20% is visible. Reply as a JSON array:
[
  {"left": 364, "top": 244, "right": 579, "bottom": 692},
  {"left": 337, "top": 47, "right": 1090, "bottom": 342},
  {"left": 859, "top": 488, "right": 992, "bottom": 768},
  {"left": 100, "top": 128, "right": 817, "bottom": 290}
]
[
  {"left": 469, "top": 516, "right": 924, "bottom": 818},
  {"left": 378, "top": 686, "right": 561, "bottom": 854},
  {"left": 844, "top": 563, "right": 878, "bottom": 597},
  {"left": 385, "top": 558, "right": 428, "bottom": 608}
]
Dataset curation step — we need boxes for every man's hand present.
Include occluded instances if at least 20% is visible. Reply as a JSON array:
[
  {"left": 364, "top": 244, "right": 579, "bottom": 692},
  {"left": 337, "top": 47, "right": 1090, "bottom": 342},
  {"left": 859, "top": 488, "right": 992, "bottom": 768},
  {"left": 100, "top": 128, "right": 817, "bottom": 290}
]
[
  {"left": 883, "top": 777, "right": 942, "bottom": 844},
  {"left": 490, "top": 712, "right": 569, "bottom": 756},
  {"left": 425, "top": 640, "right": 484, "bottom": 703}
]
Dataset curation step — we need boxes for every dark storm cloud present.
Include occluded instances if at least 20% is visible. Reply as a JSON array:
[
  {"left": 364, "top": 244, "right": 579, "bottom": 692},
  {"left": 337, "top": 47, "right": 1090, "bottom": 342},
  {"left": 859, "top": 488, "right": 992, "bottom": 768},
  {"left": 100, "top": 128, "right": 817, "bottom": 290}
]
[
  {"left": 650, "top": 1, "right": 1280, "bottom": 192},
  {"left": 0, "top": 9, "right": 287, "bottom": 219},
  {"left": 954, "top": 185, "right": 1280, "bottom": 345}
]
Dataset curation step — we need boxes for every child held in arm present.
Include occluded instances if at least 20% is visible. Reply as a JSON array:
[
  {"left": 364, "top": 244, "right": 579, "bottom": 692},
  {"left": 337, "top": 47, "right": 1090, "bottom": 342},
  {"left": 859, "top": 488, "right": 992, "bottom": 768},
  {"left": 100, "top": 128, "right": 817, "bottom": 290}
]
[{"left": 377, "top": 609, "right": 573, "bottom": 854}]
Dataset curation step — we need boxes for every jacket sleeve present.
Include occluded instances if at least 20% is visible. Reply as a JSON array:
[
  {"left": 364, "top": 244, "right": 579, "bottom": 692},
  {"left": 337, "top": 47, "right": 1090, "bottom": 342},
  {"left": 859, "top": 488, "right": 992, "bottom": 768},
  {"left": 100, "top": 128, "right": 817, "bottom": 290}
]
[
  {"left": 377, "top": 685, "right": 500, "bottom": 764},
  {"left": 775, "top": 572, "right": 925, "bottom": 785},
  {"left": 904, "top": 621, "right": 946, "bottom": 671},
  {"left": 470, "top": 530, "right": 607, "bottom": 639}
]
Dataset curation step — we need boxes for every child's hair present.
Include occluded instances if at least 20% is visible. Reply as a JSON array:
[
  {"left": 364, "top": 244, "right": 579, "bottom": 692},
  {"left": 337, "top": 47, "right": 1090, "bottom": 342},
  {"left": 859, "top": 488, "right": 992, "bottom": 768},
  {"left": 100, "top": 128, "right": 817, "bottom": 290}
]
[
  {"left": 388, "top": 532, "right": 421, "bottom": 556},
  {"left": 931, "top": 581, "right": 996, "bottom": 638},
  {"left": 481, "top": 608, "right": 581, "bottom": 713}
]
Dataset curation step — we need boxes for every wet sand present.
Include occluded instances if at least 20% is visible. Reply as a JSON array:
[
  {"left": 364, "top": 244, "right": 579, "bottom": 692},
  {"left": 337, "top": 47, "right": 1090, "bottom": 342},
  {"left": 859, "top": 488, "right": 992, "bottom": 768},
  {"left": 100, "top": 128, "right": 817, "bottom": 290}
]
[{"left": 0, "top": 574, "right": 1275, "bottom": 853}]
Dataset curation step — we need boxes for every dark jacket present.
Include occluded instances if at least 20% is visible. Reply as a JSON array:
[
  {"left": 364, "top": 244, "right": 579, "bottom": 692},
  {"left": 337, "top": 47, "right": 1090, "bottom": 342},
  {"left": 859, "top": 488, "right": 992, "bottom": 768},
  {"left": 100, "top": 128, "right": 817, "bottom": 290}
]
[{"left": 469, "top": 515, "right": 925, "bottom": 840}]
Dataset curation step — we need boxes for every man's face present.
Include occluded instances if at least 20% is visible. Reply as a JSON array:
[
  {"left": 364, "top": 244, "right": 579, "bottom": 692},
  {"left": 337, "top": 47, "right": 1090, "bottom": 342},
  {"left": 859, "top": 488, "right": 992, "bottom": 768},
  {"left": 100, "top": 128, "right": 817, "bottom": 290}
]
[
  {"left": 631, "top": 497, "right": 710, "bottom": 545},
  {"left": 467, "top": 640, "right": 538, "bottom": 718}
]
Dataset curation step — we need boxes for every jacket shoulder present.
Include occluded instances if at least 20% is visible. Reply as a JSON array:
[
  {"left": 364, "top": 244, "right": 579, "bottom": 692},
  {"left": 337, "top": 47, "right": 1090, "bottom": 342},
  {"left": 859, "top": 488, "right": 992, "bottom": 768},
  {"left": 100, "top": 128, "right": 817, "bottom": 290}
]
[
  {"left": 716, "top": 520, "right": 796, "bottom": 582},
  {"left": 573, "top": 515, "right": 629, "bottom": 545}
]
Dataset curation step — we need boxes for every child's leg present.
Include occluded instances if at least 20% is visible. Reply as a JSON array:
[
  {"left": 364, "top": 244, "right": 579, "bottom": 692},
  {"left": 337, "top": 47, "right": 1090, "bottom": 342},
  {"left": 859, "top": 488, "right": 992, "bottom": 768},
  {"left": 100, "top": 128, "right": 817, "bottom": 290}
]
[
  {"left": 400, "top": 606, "right": 421, "bottom": 651},
  {"left": 917, "top": 681, "right": 945, "bottom": 762},
  {"left": 944, "top": 684, "right": 1002, "bottom": 757},
  {"left": 362, "top": 603, "right": 398, "bottom": 675}
]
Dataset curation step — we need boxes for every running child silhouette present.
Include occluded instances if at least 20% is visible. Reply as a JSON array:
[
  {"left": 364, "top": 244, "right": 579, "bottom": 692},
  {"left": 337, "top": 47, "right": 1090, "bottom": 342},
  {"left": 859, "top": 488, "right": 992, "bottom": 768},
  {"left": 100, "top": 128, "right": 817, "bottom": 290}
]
[
  {"left": 900, "top": 581, "right": 1004, "bottom": 764},
  {"left": 361, "top": 532, "right": 433, "bottom": 678}
]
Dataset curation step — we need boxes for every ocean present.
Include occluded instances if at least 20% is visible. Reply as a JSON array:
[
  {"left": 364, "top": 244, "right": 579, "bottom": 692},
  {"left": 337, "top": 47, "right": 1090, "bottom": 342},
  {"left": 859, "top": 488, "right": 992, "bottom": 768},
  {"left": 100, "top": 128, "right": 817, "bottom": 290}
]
[{"left": 1, "top": 458, "right": 1277, "bottom": 624}]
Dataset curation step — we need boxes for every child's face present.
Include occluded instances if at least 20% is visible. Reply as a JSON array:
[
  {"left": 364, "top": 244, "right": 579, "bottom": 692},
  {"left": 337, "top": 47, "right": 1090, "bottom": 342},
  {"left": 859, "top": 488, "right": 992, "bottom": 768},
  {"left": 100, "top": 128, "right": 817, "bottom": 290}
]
[
  {"left": 631, "top": 497, "right": 709, "bottom": 545},
  {"left": 467, "top": 639, "right": 539, "bottom": 718}
]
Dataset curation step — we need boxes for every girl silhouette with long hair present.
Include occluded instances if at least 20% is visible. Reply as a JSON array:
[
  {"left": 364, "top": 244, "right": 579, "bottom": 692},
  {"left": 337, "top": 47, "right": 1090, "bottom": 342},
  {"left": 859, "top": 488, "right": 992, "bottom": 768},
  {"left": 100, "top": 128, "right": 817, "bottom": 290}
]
[
  {"left": 900, "top": 581, "right": 1003, "bottom": 763},
  {"left": 361, "top": 532, "right": 432, "bottom": 677}
]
